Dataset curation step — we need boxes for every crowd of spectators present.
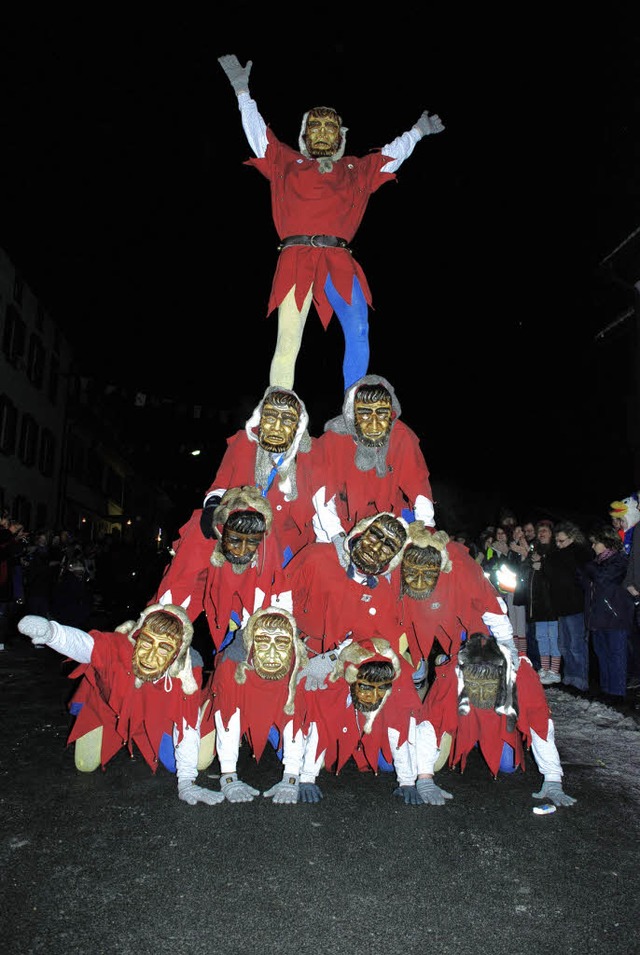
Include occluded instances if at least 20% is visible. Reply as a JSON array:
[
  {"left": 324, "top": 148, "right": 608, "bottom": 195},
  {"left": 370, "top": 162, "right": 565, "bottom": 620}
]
[
  {"left": 0, "top": 513, "right": 171, "bottom": 648},
  {"left": 468, "top": 509, "right": 640, "bottom": 706}
]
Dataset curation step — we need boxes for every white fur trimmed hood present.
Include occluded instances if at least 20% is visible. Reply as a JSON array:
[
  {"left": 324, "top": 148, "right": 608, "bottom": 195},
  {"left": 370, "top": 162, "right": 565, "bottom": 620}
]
[{"left": 117, "top": 602, "right": 198, "bottom": 695}]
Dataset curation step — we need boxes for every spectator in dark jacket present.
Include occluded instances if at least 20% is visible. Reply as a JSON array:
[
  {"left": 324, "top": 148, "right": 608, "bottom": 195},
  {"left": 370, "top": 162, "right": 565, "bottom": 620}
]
[
  {"left": 577, "top": 523, "right": 634, "bottom": 701},
  {"left": 544, "top": 521, "right": 592, "bottom": 692},
  {"left": 23, "top": 532, "right": 54, "bottom": 618},
  {"left": 0, "top": 514, "right": 24, "bottom": 648},
  {"left": 623, "top": 521, "right": 640, "bottom": 689},
  {"left": 51, "top": 559, "right": 94, "bottom": 631}
]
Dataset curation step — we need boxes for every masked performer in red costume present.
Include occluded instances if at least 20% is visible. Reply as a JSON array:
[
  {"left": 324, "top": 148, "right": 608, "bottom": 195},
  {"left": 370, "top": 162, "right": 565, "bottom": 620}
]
[
  {"left": 396, "top": 522, "right": 516, "bottom": 665},
  {"left": 199, "top": 386, "right": 320, "bottom": 568},
  {"left": 151, "top": 486, "right": 291, "bottom": 654},
  {"left": 412, "top": 632, "right": 577, "bottom": 808},
  {"left": 311, "top": 376, "right": 435, "bottom": 560},
  {"left": 287, "top": 511, "right": 409, "bottom": 656},
  {"left": 218, "top": 55, "right": 444, "bottom": 392},
  {"left": 206, "top": 606, "right": 323, "bottom": 804},
  {"left": 18, "top": 605, "right": 223, "bottom": 806},
  {"left": 299, "top": 637, "right": 421, "bottom": 800}
]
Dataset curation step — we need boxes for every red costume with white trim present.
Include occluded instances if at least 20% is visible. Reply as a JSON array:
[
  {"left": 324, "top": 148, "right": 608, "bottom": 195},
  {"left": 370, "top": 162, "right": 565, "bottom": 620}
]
[
  {"left": 397, "top": 541, "right": 506, "bottom": 661},
  {"left": 67, "top": 630, "right": 202, "bottom": 772},
  {"left": 152, "top": 508, "right": 289, "bottom": 650},
  {"left": 203, "top": 428, "right": 319, "bottom": 565},
  {"left": 209, "top": 655, "right": 309, "bottom": 764},
  {"left": 285, "top": 541, "right": 401, "bottom": 654},
  {"left": 312, "top": 376, "right": 434, "bottom": 535},
  {"left": 303, "top": 639, "right": 419, "bottom": 777},
  {"left": 246, "top": 133, "right": 394, "bottom": 327},
  {"left": 420, "top": 653, "right": 553, "bottom": 777}
]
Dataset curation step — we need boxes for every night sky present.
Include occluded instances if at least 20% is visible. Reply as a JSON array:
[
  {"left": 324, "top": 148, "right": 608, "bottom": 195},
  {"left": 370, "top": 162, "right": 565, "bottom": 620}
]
[{"left": 2, "top": 10, "right": 640, "bottom": 526}]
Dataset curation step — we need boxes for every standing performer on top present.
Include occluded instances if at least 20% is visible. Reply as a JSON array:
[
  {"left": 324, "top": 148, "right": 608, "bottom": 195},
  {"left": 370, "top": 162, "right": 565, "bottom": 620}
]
[{"left": 217, "top": 54, "right": 445, "bottom": 391}]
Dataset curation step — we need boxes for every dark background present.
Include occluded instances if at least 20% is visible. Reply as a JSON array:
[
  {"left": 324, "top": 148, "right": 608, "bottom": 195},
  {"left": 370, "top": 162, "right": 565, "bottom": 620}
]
[{"left": 2, "top": 9, "right": 640, "bottom": 528}]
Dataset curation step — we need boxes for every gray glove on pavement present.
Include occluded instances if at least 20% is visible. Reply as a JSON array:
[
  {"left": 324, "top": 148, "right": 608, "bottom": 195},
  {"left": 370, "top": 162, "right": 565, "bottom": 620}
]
[
  {"left": 416, "top": 777, "right": 454, "bottom": 805},
  {"left": 298, "top": 782, "right": 323, "bottom": 803},
  {"left": 220, "top": 772, "right": 260, "bottom": 803},
  {"left": 264, "top": 774, "right": 300, "bottom": 804},
  {"left": 18, "top": 615, "right": 53, "bottom": 644},
  {"left": 178, "top": 781, "right": 225, "bottom": 806},
  {"left": 393, "top": 785, "right": 423, "bottom": 806},
  {"left": 218, "top": 55, "right": 252, "bottom": 95},
  {"left": 532, "top": 780, "right": 577, "bottom": 807},
  {"left": 414, "top": 110, "right": 445, "bottom": 137},
  {"left": 298, "top": 651, "right": 338, "bottom": 690}
]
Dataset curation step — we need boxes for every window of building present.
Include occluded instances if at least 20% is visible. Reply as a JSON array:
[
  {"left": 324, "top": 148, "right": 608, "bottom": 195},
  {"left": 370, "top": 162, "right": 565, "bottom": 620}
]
[
  {"left": 2, "top": 304, "right": 26, "bottom": 367},
  {"left": 13, "top": 273, "right": 24, "bottom": 306},
  {"left": 0, "top": 396, "right": 18, "bottom": 455},
  {"left": 48, "top": 355, "right": 60, "bottom": 405},
  {"left": 27, "top": 332, "right": 46, "bottom": 388},
  {"left": 38, "top": 428, "right": 56, "bottom": 477},
  {"left": 18, "top": 414, "right": 39, "bottom": 467},
  {"left": 67, "top": 432, "right": 86, "bottom": 481}
]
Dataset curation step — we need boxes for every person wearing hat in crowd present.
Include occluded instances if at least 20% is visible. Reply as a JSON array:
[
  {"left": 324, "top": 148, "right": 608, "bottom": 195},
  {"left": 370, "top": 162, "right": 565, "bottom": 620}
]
[
  {"left": 18, "top": 604, "right": 223, "bottom": 806},
  {"left": 199, "top": 386, "right": 321, "bottom": 568},
  {"left": 413, "top": 631, "right": 577, "bottom": 808},
  {"left": 217, "top": 55, "right": 444, "bottom": 392},
  {"left": 577, "top": 522, "right": 634, "bottom": 702},
  {"left": 609, "top": 491, "right": 640, "bottom": 555},
  {"left": 298, "top": 636, "right": 422, "bottom": 802},
  {"left": 312, "top": 375, "right": 435, "bottom": 562},
  {"left": 206, "top": 605, "right": 323, "bottom": 804},
  {"left": 151, "top": 486, "right": 291, "bottom": 658},
  {"left": 286, "top": 510, "right": 410, "bottom": 657}
]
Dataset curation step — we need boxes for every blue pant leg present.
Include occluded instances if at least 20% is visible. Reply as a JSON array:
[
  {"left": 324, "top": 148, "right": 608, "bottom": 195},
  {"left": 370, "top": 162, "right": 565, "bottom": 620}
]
[
  {"left": 325, "top": 273, "right": 369, "bottom": 390},
  {"left": 535, "top": 621, "right": 551, "bottom": 658},
  {"left": 605, "top": 628, "right": 628, "bottom": 696},
  {"left": 559, "top": 613, "right": 589, "bottom": 690}
]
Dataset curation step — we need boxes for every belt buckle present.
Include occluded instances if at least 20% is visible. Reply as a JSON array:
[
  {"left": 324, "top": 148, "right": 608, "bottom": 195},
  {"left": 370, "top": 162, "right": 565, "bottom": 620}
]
[{"left": 310, "top": 234, "right": 321, "bottom": 248}]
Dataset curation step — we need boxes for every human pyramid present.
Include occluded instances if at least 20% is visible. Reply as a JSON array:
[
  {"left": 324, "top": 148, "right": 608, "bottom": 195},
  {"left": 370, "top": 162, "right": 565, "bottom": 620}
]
[{"left": 18, "top": 54, "right": 576, "bottom": 811}]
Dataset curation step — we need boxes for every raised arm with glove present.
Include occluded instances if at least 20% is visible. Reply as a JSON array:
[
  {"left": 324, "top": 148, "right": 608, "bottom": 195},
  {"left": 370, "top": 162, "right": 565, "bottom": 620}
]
[{"left": 218, "top": 54, "right": 252, "bottom": 95}]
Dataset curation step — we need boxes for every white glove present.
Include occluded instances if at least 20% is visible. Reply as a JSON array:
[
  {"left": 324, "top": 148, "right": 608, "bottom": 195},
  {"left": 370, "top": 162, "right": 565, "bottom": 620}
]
[
  {"left": 264, "top": 774, "right": 300, "bottom": 804},
  {"left": 18, "top": 615, "right": 53, "bottom": 645},
  {"left": 178, "top": 781, "right": 225, "bottom": 806},
  {"left": 414, "top": 110, "right": 445, "bottom": 137},
  {"left": 312, "top": 487, "right": 345, "bottom": 544},
  {"left": 416, "top": 777, "right": 453, "bottom": 805},
  {"left": 220, "top": 772, "right": 260, "bottom": 803},
  {"left": 532, "top": 779, "right": 577, "bottom": 807}
]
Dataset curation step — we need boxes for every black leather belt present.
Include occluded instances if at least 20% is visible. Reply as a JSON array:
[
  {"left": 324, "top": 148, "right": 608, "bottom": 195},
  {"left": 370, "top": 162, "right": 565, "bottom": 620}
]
[{"left": 278, "top": 234, "right": 351, "bottom": 252}]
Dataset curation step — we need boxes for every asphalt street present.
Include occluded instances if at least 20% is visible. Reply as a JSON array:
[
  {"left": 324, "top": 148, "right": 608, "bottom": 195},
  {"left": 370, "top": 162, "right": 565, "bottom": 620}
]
[{"left": 2, "top": 630, "right": 640, "bottom": 955}]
